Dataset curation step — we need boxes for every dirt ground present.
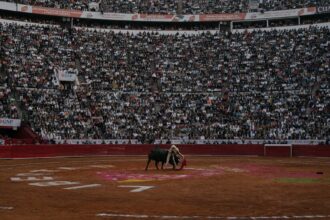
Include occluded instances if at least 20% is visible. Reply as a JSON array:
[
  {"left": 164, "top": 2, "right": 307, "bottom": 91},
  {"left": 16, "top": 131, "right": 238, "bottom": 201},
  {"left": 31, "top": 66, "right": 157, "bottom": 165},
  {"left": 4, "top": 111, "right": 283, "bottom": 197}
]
[{"left": 1, "top": 156, "right": 330, "bottom": 220}]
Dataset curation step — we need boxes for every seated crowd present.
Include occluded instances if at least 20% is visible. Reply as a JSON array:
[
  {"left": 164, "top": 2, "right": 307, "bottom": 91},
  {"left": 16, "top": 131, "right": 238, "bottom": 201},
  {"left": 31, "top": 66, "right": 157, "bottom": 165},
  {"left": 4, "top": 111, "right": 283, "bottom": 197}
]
[
  {"left": 0, "top": 88, "right": 18, "bottom": 118},
  {"left": 0, "top": 22, "right": 329, "bottom": 142},
  {"left": 1, "top": 0, "right": 326, "bottom": 13}
]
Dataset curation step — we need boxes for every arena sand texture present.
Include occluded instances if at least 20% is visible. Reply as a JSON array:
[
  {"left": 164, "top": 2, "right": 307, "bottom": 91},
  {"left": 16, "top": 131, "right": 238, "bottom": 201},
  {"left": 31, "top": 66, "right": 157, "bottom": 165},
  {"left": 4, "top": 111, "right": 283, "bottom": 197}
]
[{"left": 1, "top": 156, "right": 330, "bottom": 220}]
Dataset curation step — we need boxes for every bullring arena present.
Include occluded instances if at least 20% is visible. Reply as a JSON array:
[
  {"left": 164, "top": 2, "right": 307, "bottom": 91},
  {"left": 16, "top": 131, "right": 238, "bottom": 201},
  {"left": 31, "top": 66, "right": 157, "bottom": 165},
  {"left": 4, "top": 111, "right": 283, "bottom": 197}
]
[
  {"left": 1, "top": 0, "right": 330, "bottom": 219},
  {"left": 1, "top": 145, "right": 330, "bottom": 220}
]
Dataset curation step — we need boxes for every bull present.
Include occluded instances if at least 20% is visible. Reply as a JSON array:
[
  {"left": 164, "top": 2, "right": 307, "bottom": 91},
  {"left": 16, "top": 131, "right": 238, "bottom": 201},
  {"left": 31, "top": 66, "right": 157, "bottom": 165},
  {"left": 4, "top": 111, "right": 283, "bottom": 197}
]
[{"left": 145, "top": 146, "right": 186, "bottom": 170}]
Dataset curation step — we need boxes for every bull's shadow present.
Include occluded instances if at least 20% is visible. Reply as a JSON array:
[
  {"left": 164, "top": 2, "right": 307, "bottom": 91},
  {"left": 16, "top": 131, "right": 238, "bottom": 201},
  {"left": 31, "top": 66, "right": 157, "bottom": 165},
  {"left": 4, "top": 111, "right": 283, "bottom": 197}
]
[{"left": 145, "top": 147, "right": 181, "bottom": 171}]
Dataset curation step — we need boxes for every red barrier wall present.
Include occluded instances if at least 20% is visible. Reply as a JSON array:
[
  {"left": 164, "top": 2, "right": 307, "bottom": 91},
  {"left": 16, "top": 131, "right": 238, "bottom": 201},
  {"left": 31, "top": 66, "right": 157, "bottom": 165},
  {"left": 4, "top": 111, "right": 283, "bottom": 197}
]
[
  {"left": 179, "top": 144, "right": 264, "bottom": 156},
  {"left": 1, "top": 144, "right": 330, "bottom": 159},
  {"left": 264, "top": 146, "right": 292, "bottom": 157},
  {"left": 0, "top": 146, "right": 12, "bottom": 158},
  {"left": 293, "top": 145, "right": 330, "bottom": 157}
]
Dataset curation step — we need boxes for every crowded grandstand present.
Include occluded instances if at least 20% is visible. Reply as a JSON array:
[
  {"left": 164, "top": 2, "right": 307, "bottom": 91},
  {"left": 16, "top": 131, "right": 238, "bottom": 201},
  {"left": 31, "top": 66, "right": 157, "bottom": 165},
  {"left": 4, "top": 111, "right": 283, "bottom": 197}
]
[{"left": 0, "top": 0, "right": 329, "bottom": 145}]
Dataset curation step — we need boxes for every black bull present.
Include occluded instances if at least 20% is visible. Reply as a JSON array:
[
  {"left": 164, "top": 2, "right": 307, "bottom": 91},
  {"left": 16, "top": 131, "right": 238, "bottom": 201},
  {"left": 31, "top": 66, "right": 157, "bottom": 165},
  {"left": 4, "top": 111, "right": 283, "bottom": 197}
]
[{"left": 145, "top": 147, "right": 181, "bottom": 170}]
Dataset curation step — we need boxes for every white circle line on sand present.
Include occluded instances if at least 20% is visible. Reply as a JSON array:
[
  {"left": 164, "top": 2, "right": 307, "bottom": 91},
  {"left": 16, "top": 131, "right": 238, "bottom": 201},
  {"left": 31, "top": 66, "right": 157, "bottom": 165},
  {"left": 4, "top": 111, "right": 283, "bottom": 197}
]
[{"left": 96, "top": 213, "right": 330, "bottom": 219}]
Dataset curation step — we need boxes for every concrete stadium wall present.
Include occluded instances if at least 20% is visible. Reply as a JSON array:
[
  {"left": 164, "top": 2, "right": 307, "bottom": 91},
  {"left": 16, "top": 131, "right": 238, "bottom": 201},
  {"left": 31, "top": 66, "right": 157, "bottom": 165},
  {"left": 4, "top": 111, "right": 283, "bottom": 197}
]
[{"left": 0, "top": 144, "right": 330, "bottom": 159}]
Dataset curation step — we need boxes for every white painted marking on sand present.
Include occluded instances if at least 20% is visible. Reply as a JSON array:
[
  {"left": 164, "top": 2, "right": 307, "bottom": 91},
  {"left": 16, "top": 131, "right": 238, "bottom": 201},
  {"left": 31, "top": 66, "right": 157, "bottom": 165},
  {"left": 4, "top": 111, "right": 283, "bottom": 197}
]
[
  {"left": 89, "top": 165, "right": 114, "bottom": 168},
  {"left": 97, "top": 213, "right": 150, "bottom": 218},
  {"left": 118, "top": 185, "right": 154, "bottom": 193},
  {"left": 29, "top": 181, "right": 80, "bottom": 187},
  {"left": 11, "top": 176, "right": 54, "bottom": 182},
  {"left": 16, "top": 173, "right": 46, "bottom": 176},
  {"left": 96, "top": 213, "right": 330, "bottom": 219},
  {"left": 30, "top": 169, "right": 59, "bottom": 173},
  {"left": 0, "top": 206, "right": 13, "bottom": 210},
  {"left": 58, "top": 167, "right": 79, "bottom": 170},
  {"left": 64, "top": 184, "right": 101, "bottom": 190}
]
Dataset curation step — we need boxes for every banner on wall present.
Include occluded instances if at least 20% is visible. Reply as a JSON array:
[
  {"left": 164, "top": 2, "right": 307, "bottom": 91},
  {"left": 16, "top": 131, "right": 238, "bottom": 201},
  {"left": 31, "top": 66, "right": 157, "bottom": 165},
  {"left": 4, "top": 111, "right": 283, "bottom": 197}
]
[
  {"left": 200, "top": 13, "right": 246, "bottom": 21},
  {"left": 0, "top": 118, "right": 21, "bottom": 128},
  {"left": 0, "top": 2, "right": 319, "bottom": 22},
  {"left": 31, "top": 6, "right": 83, "bottom": 17},
  {"left": 20, "top": 5, "right": 31, "bottom": 13},
  {"left": 317, "top": 6, "right": 330, "bottom": 14},
  {"left": 86, "top": 12, "right": 133, "bottom": 20},
  {"left": 131, "top": 14, "right": 196, "bottom": 22},
  {"left": 245, "top": 7, "right": 316, "bottom": 20},
  {"left": 57, "top": 70, "right": 77, "bottom": 82}
]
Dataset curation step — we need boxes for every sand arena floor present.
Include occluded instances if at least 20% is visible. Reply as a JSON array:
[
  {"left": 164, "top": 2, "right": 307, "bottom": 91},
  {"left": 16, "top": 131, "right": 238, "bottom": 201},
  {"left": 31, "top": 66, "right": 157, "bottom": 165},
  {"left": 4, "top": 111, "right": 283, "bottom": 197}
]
[{"left": 1, "top": 156, "right": 330, "bottom": 220}]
